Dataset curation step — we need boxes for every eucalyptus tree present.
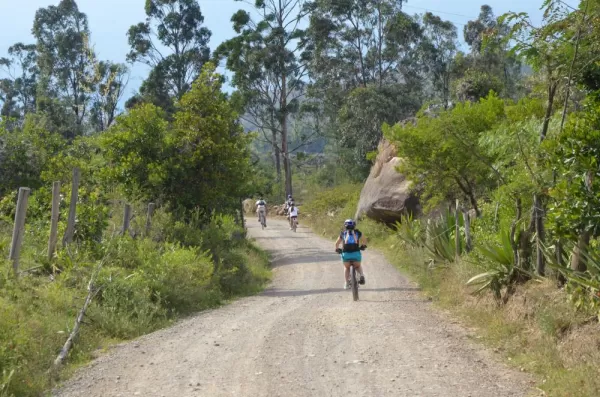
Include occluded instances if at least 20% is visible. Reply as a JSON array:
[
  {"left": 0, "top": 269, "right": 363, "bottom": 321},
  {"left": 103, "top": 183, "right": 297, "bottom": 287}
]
[
  {"left": 127, "top": 0, "right": 212, "bottom": 112},
  {"left": 0, "top": 43, "right": 38, "bottom": 123},
  {"left": 217, "top": 0, "right": 312, "bottom": 196},
  {"left": 33, "top": 0, "right": 96, "bottom": 137}
]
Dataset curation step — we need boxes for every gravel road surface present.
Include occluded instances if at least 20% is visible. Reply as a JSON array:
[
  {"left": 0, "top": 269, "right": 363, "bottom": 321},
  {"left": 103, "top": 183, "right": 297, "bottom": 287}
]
[{"left": 54, "top": 219, "right": 534, "bottom": 397}]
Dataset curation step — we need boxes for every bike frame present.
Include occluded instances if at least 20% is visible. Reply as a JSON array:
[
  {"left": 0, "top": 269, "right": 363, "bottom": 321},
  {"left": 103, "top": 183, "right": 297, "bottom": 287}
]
[{"left": 337, "top": 246, "right": 366, "bottom": 302}]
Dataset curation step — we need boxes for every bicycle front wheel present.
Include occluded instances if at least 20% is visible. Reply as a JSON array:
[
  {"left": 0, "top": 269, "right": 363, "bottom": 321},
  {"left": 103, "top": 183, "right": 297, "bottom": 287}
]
[{"left": 351, "top": 266, "right": 359, "bottom": 301}]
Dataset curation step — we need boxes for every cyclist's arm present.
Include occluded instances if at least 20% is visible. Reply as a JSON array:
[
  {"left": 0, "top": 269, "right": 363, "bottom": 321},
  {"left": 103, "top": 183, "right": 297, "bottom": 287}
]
[{"left": 335, "top": 236, "right": 342, "bottom": 250}]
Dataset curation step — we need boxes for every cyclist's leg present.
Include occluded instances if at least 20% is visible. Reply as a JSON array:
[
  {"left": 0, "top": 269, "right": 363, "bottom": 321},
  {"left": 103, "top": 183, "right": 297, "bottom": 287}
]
[
  {"left": 354, "top": 260, "right": 365, "bottom": 284},
  {"left": 343, "top": 261, "right": 351, "bottom": 284},
  {"left": 354, "top": 261, "right": 364, "bottom": 275}
]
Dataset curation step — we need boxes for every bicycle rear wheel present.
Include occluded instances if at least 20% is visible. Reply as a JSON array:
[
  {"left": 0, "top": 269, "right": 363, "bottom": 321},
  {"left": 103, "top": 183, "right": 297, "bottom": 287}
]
[{"left": 351, "top": 266, "right": 359, "bottom": 301}]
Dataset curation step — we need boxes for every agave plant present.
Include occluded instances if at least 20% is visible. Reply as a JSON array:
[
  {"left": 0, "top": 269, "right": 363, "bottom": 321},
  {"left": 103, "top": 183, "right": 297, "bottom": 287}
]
[
  {"left": 422, "top": 209, "right": 461, "bottom": 264},
  {"left": 543, "top": 239, "right": 600, "bottom": 315},
  {"left": 393, "top": 213, "right": 424, "bottom": 248},
  {"left": 466, "top": 227, "right": 533, "bottom": 303}
]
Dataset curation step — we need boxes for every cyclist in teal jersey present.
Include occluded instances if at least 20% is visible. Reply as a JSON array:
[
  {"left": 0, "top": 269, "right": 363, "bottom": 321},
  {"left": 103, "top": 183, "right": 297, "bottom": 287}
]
[{"left": 335, "top": 219, "right": 367, "bottom": 289}]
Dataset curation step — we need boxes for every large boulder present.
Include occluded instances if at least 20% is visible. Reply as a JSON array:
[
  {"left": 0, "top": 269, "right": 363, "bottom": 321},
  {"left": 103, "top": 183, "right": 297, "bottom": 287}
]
[
  {"left": 243, "top": 198, "right": 255, "bottom": 214},
  {"left": 355, "top": 139, "right": 420, "bottom": 224}
]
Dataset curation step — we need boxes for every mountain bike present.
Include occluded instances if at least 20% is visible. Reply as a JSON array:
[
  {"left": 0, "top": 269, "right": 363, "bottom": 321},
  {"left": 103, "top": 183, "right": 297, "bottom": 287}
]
[
  {"left": 290, "top": 216, "right": 297, "bottom": 232},
  {"left": 258, "top": 210, "right": 267, "bottom": 230},
  {"left": 336, "top": 245, "right": 367, "bottom": 301}
]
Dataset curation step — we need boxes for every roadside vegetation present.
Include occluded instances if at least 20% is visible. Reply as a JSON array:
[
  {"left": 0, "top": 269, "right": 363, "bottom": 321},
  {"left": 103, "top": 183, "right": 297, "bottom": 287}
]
[
  {"left": 287, "top": 1, "right": 600, "bottom": 394},
  {"left": 0, "top": 63, "right": 270, "bottom": 396},
  {"left": 3, "top": 0, "right": 600, "bottom": 396},
  {"left": 301, "top": 184, "right": 600, "bottom": 397}
]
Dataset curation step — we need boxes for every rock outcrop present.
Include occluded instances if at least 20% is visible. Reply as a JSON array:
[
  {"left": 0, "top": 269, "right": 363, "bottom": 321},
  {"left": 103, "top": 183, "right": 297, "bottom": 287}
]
[
  {"left": 243, "top": 199, "right": 255, "bottom": 214},
  {"left": 355, "top": 139, "right": 420, "bottom": 224}
]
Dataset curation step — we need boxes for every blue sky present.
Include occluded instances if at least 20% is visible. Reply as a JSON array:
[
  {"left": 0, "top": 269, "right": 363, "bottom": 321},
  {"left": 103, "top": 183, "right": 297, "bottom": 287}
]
[{"left": 0, "top": 0, "right": 579, "bottom": 99}]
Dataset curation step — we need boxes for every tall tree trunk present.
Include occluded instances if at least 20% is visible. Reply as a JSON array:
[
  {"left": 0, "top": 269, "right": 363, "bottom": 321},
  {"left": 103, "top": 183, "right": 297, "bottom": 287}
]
[
  {"left": 454, "top": 177, "right": 480, "bottom": 217},
  {"left": 534, "top": 193, "right": 546, "bottom": 276},
  {"left": 510, "top": 197, "right": 522, "bottom": 268},
  {"left": 541, "top": 81, "right": 558, "bottom": 141},
  {"left": 281, "top": 59, "right": 292, "bottom": 197},
  {"left": 272, "top": 127, "right": 281, "bottom": 180},
  {"left": 570, "top": 230, "right": 591, "bottom": 272},
  {"left": 532, "top": 77, "right": 558, "bottom": 276}
]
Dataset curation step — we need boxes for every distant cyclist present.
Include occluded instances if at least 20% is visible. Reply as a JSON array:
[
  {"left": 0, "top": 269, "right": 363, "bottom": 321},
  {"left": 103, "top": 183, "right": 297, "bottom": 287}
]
[
  {"left": 284, "top": 195, "right": 294, "bottom": 215},
  {"left": 335, "top": 219, "right": 366, "bottom": 289},
  {"left": 288, "top": 203, "right": 298, "bottom": 230},
  {"left": 256, "top": 197, "right": 267, "bottom": 226}
]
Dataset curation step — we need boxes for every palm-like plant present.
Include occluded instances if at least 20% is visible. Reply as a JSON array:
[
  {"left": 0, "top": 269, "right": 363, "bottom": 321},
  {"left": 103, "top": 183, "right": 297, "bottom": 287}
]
[
  {"left": 394, "top": 213, "right": 424, "bottom": 247},
  {"left": 467, "top": 227, "right": 533, "bottom": 304},
  {"left": 422, "top": 209, "right": 461, "bottom": 264}
]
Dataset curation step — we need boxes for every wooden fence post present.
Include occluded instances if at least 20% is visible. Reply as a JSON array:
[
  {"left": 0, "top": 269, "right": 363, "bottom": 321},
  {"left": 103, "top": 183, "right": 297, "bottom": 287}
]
[
  {"left": 9, "top": 187, "right": 31, "bottom": 275},
  {"left": 464, "top": 209, "right": 472, "bottom": 253},
  {"left": 455, "top": 199, "right": 461, "bottom": 260},
  {"left": 48, "top": 181, "right": 61, "bottom": 260},
  {"left": 145, "top": 203, "right": 155, "bottom": 236},
  {"left": 122, "top": 204, "right": 131, "bottom": 235},
  {"left": 63, "top": 167, "right": 80, "bottom": 246}
]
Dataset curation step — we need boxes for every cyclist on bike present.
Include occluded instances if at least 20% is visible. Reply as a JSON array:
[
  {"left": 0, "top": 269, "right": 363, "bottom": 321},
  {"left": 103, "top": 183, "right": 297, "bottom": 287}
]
[
  {"left": 283, "top": 195, "right": 294, "bottom": 216},
  {"left": 335, "top": 219, "right": 366, "bottom": 289},
  {"left": 256, "top": 197, "right": 267, "bottom": 226},
  {"left": 288, "top": 203, "right": 298, "bottom": 230}
]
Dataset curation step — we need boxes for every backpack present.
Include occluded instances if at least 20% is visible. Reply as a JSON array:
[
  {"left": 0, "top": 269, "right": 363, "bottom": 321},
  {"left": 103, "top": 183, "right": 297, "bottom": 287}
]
[
  {"left": 257, "top": 200, "right": 266, "bottom": 206},
  {"left": 341, "top": 230, "right": 361, "bottom": 253}
]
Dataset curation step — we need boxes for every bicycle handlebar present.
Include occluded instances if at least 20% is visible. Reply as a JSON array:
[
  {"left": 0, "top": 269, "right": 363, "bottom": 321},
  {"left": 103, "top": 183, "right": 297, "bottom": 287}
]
[{"left": 335, "top": 246, "right": 367, "bottom": 254}]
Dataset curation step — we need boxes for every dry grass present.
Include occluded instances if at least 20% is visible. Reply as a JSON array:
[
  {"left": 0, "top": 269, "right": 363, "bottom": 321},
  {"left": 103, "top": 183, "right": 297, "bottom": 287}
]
[{"left": 396, "top": 258, "right": 600, "bottom": 397}]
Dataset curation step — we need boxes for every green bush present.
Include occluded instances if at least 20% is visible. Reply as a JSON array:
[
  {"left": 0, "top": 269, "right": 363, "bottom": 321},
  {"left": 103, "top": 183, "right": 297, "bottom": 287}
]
[
  {"left": 149, "top": 244, "right": 219, "bottom": 314},
  {"left": 91, "top": 267, "right": 167, "bottom": 339},
  {"left": 0, "top": 207, "right": 271, "bottom": 397}
]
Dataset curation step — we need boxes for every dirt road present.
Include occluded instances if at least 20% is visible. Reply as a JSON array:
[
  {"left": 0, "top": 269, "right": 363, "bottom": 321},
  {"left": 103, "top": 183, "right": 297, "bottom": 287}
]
[{"left": 55, "top": 219, "right": 533, "bottom": 397}]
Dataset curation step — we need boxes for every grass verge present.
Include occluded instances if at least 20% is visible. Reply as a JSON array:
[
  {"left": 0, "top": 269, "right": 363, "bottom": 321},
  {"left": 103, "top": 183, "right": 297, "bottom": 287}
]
[
  {"left": 0, "top": 206, "right": 271, "bottom": 397},
  {"left": 302, "top": 184, "right": 600, "bottom": 397}
]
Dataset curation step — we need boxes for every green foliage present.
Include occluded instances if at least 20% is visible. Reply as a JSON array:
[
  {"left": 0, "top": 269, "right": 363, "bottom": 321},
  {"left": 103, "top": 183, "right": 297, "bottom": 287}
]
[
  {"left": 102, "top": 63, "right": 252, "bottom": 217},
  {"left": 420, "top": 12, "right": 458, "bottom": 105},
  {"left": 0, "top": 206, "right": 270, "bottom": 396},
  {"left": 547, "top": 100, "right": 600, "bottom": 239},
  {"left": 394, "top": 211, "right": 462, "bottom": 265},
  {"left": 0, "top": 119, "right": 65, "bottom": 196},
  {"left": 458, "top": 5, "right": 523, "bottom": 99},
  {"left": 337, "top": 86, "right": 421, "bottom": 179},
  {"left": 453, "top": 69, "right": 503, "bottom": 102},
  {"left": 466, "top": 228, "right": 521, "bottom": 302},
  {"left": 127, "top": 0, "right": 211, "bottom": 109},
  {"left": 32, "top": 0, "right": 100, "bottom": 136},
  {"left": 543, "top": 240, "right": 600, "bottom": 319},
  {"left": 0, "top": 43, "right": 37, "bottom": 123},
  {"left": 385, "top": 93, "right": 506, "bottom": 212},
  {"left": 423, "top": 210, "right": 462, "bottom": 264},
  {"left": 393, "top": 214, "right": 424, "bottom": 248}
]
